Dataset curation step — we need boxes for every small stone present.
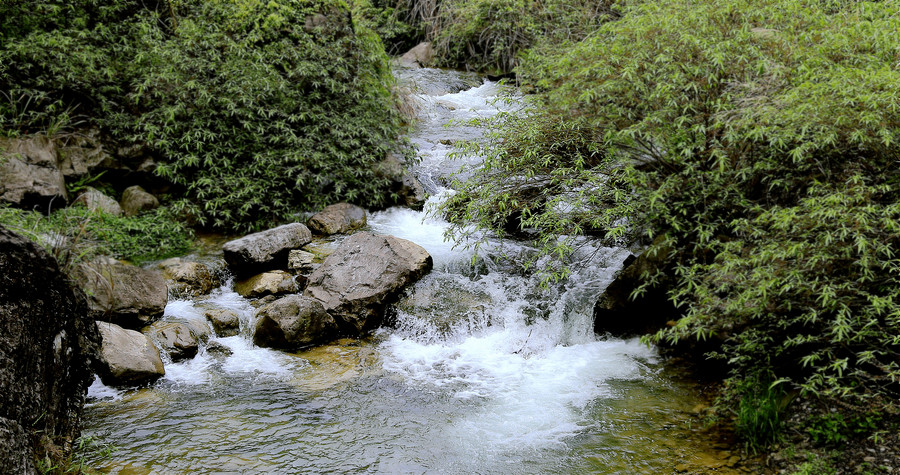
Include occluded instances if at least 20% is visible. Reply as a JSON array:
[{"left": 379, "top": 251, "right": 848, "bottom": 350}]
[
  {"left": 205, "top": 308, "right": 241, "bottom": 337},
  {"left": 73, "top": 187, "right": 123, "bottom": 216},
  {"left": 234, "top": 270, "right": 298, "bottom": 299}
]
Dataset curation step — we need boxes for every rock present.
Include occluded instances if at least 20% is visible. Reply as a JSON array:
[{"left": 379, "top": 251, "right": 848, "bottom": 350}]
[
  {"left": 148, "top": 322, "right": 199, "bottom": 361},
  {"left": 593, "top": 236, "right": 678, "bottom": 336},
  {"left": 0, "top": 135, "right": 68, "bottom": 211},
  {"left": 205, "top": 341, "right": 233, "bottom": 357},
  {"left": 234, "top": 270, "right": 299, "bottom": 299},
  {"left": 54, "top": 129, "right": 117, "bottom": 179},
  {"left": 253, "top": 295, "right": 337, "bottom": 349},
  {"left": 288, "top": 249, "right": 316, "bottom": 273},
  {"left": 376, "top": 153, "right": 426, "bottom": 209},
  {"left": 120, "top": 185, "right": 159, "bottom": 217},
  {"left": 94, "top": 321, "right": 165, "bottom": 385},
  {"left": 305, "top": 232, "right": 432, "bottom": 333},
  {"left": 74, "top": 258, "right": 168, "bottom": 329},
  {"left": 0, "top": 225, "right": 99, "bottom": 471},
  {"left": 399, "top": 41, "right": 435, "bottom": 67},
  {"left": 73, "top": 186, "right": 123, "bottom": 216},
  {"left": 308, "top": 203, "right": 367, "bottom": 235},
  {"left": 223, "top": 223, "right": 313, "bottom": 275},
  {"left": 204, "top": 309, "right": 241, "bottom": 337},
  {"left": 159, "top": 258, "right": 219, "bottom": 297}
]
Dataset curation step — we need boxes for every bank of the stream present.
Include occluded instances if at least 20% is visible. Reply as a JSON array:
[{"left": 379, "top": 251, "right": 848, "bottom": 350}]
[{"left": 77, "top": 67, "right": 751, "bottom": 474}]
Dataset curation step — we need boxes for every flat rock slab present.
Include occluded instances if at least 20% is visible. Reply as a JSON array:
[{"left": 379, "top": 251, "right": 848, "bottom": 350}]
[
  {"left": 305, "top": 232, "right": 432, "bottom": 333},
  {"left": 308, "top": 203, "right": 367, "bottom": 235},
  {"left": 95, "top": 321, "right": 165, "bottom": 386},
  {"left": 223, "top": 223, "right": 312, "bottom": 275}
]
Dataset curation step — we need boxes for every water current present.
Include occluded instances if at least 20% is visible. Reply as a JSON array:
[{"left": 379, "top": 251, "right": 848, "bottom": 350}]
[{"left": 82, "top": 66, "right": 739, "bottom": 474}]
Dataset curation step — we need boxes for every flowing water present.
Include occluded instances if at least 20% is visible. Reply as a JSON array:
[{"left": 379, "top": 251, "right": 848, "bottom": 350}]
[{"left": 82, "top": 67, "right": 741, "bottom": 474}]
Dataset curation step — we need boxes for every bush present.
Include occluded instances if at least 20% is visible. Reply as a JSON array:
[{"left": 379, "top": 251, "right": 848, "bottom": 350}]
[
  {"left": 1, "top": 0, "right": 413, "bottom": 232},
  {"left": 441, "top": 0, "right": 900, "bottom": 426}
]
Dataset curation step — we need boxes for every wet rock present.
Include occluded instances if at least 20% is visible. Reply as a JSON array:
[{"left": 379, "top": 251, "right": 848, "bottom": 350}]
[
  {"left": 234, "top": 270, "right": 298, "bottom": 299},
  {"left": 159, "top": 258, "right": 219, "bottom": 297},
  {"left": 205, "top": 341, "right": 233, "bottom": 357},
  {"left": 593, "top": 236, "right": 678, "bottom": 336},
  {"left": 288, "top": 249, "right": 316, "bottom": 273},
  {"left": 0, "top": 135, "right": 68, "bottom": 211},
  {"left": 120, "top": 185, "right": 159, "bottom": 217},
  {"left": 148, "top": 321, "right": 199, "bottom": 361},
  {"left": 253, "top": 295, "right": 337, "bottom": 349},
  {"left": 0, "top": 226, "right": 99, "bottom": 471},
  {"left": 376, "top": 153, "right": 426, "bottom": 209},
  {"left": 73, "top": 186, "right": 123, "bottom": 216},
  {"left": 308, "top": 203, "right": 367, "bottom": 235},
  {"left": 305, "top": 232, "right": 432, "bottom": 333},
  {"left": 74, "top": 257, "right": 168, "bottom": 329},
  {"left": 95, "top": 321, "right": 165, "bottom": 385},
  {"left": 204, "top": 308, "right": 241, "bottom": 337},
  {"left": 399, "top": 41, "right": 434, "bottom": 67},
  {"left": 223, "top": 223, "right": 313, "bottom": 276}
]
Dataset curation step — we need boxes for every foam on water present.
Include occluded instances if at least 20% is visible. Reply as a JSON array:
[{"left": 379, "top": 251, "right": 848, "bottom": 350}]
[{"left": 86, "top": 376, "right": 123, "bottom": 403}]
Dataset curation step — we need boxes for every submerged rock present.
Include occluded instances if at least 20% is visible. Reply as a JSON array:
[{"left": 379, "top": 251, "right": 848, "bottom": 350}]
[
  {"left": 94, "top": 321, "right": 164, "bottom": 386},
  {"left": 73, "top": 187, "right": 123, "bottom": 216},
  {"left": 120, "top": 185, "right": 159, "bottom": 217},
  {"left": 74, "top": 257, "right": 167, "bottom": 329},
  {"left": 254, "top": 295, "right": 337, "bottom": 349},
  {"left": 307, "top": 202, "right": 367, "bottom": 235},
  {"left": 234, "top": 270, "right": 299, "bottom": 299},
  {"left": 0, "top": 135, "right": 68, "bottom": 211},
  {"left": 223, "top": 223, "right": 312, "bottom": 275},
  {"left": 0, "top": 225, "right": 99, "bottom": 472},
  {"left": 159, "top": 258, "right": 219, "bottom": 297},
  {"left": 148, "top": 321, "right": 199, "bottom": 361},
  {"left": 305, "top": 232, "right": 432, "bottom": 333}
]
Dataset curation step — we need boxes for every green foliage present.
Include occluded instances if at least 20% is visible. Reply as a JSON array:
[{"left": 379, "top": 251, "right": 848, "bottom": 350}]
[
  {"left": 806, "top": 411, "right": 882, "bottom": 446},
  {"left": 441, "top": 0, "right": 900, "bottom": 432},
  {"left": 0, "top": 205, "right": 194, "bottom": 265},
  {"left": 732, "top": 378, "right": 788, "bottom": 452},
  {"left": 431, "top": 0, "right": 616, "bottom": 73},
  {"left": 37, "top": 435, "right": 116, "bottom": 474},
  {"left": 1, "top": 0, "right": 413, "bottom": 232}
]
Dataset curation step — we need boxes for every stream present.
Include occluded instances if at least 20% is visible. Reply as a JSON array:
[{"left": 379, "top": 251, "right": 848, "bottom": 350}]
[{"left": 82, "top": 67, "right": 742, "bottom": 474}]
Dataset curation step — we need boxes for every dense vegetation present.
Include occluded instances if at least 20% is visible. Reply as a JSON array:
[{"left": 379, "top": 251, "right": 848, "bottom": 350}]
[
  {"left": 438, "top": 0, "right": 900, "bottom": 453},
  {"left": 1, "top": 0, "right": 412, "bottom": 232}
]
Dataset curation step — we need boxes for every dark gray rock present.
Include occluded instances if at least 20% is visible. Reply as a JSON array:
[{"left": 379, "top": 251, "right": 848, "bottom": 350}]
[
  {"left": 254, "top": 295, "right": 337, "bottom": 349},
  {"left": 74, "top": 258, "right": 168, "bottom": 329},
  {"left": 307, "top": 203, "right": 367, "bottom": 235},
  {"left": 0, "top": 225, "right": 98, "bottom": 471},
  {"left": 223, "top": 223, "right": 313, "bottom": 275},
  {"left": 120, "top": 185, "right": 159, "bottom": 217},
  {"left": 305, "top": 232, "right": 432, "bottom": 333},
  {"left": 0, "top": 135, "right": 68, "bottom": 211},
  {"left": 95, "top": 321, "right": 165, "bottom": 385}
]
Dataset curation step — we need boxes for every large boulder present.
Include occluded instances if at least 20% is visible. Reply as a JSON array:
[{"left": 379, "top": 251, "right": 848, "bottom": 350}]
[
  {"left": 120, "top": 185, "right": 159, "bottom": 217},
  {"left": 254, "top": 295, "right": 337, "bottom": 349},
  {"left": 223, "top": 223, "right": 313, "bottom": 276},
  {"left": 399, "top": 41, "right": 435, "bottom": 67},
  {"left": 305, "top": 232, "right": 432, "bottom": 333},
  {"left": 54, "top": 129, "right": 117, "bottom": 179},
  {"left": 159, "top": 258, "right": 220, "bottom": 297},
  {"left": 0, "top": 135, "right": 68, "bottom": 211},
  {"left": 593, "top": 237, "right": 679, "bottom": 336},
  {"left": 73, "top": 186, "right": 123, "bottom": 216},
  {"left": 307, "top": 203, "right": 367, "bottom": 235},
  {"left": 0, "top": 226, "right": 99, "bottom": 471},
  {"left": 74, "top": 258, "right": 168, "bottom": 329},
  {"left": 95, "top": 321, "right": 165, "bottom": 385},
  {"left": 234, "top": 270, "right": 299, "bottom": 299},
  {"left": 148, "top": 322, "right": 199, "bottom": 361}
]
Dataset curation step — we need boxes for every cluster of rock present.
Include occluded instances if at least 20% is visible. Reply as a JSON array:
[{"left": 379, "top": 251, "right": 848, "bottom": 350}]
[
  {"left": 79, "top": 202, "right": 431, "bottom": 388},
  {"left": 0, "top": 133, "right": 162, "bottom": 215}
]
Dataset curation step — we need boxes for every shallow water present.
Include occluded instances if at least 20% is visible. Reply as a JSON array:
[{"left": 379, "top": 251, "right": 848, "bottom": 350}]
[{"left": 82, "top": 66, "right": 740, "bottom": 474}]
